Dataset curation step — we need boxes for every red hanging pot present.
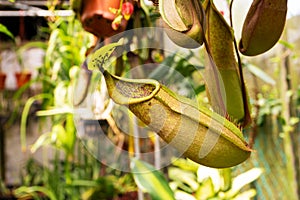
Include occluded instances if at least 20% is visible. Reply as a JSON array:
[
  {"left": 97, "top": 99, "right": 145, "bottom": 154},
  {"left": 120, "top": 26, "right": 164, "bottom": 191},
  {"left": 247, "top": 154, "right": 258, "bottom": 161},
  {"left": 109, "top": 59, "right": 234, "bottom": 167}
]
[
  {"left": 0, "top": 73, "right": 6, "bottom": 90},
  {"left": 80, "top": 0, "right": 128, "bottom": 38},
  {"left": 15, "top": 72, "right": 31, "bottom": 88}
]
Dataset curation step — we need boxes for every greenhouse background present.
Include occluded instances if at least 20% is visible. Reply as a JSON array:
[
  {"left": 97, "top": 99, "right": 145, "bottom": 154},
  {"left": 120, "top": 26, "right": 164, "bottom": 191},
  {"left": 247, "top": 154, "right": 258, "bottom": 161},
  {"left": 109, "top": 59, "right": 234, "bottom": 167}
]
[{"left": 0, "top": 0, "right": 300, "bottom": 199}]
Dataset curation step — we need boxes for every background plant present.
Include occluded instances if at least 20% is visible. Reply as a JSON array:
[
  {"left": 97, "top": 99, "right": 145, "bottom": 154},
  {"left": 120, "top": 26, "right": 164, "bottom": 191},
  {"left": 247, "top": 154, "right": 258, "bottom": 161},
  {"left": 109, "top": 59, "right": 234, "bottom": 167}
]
[
  {"left": 17, "top": 15, "right": 137, "bottom": 199},
  {"left": 11, "top": 0, "right": 300, "bottom": 199}
]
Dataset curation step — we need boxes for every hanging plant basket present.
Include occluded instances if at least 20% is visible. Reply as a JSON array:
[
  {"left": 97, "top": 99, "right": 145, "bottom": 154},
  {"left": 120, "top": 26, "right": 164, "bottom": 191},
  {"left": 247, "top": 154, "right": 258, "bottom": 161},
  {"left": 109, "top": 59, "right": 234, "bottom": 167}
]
[
  {"left": 15, "top": 72, "right": 31, "bottom": 88},
  {"left": 0, "top": 72, "right": 6, "bottom": 90},
  {"left": 80, "top": 0, "right": 128, "bottom": 37}
]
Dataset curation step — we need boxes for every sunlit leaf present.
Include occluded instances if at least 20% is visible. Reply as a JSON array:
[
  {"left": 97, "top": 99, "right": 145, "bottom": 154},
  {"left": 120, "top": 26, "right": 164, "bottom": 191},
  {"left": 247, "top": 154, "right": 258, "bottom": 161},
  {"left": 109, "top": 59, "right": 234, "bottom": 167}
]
[
  {"left": 195, "top": 177, "right": 215, "bottom": 199},
  {"left": 174, "top": 190, "right": 196, "bottom": 200},
  {"left": 245, "top": 64, "right": 276, "bottom": 85},
  {"left": 36, "top": 106, "right": 73, "bottom": 116},
  {"left": 227, "top": 168, "right": 263, "bottom": 197},
  {"left": 171, "top": 157, "right": 199, "bottom": 172},
  {"left": 234, "top": 189, "right": 257, "bottom": 200},
  {"left": 220, "top": 168, "right": 232, "bottom": 192},
  {"left": 197, "top": 166, "right": 221, "bottom": 192},
  {"left": 20, "top": 94, "right": 52, "bottom": 151},
  {"left": 14, "top": 186, "right": 56, "bottom": 200},
  {"left": 30, "top": 132, "right": 52, "bottom": 153},
  {"left": 289, "top": 117, "right": 299, "bottom": 126},
  {"left": 130, "top": 157, "right": 175, "bottom": 200},
  {"left": 17, "top": 41, "right": 47, "bottom": 53},
  {"left": 279, "top": 40, "right": 294, "bottom": 50},
  {"left": 168, "top": 167, "right": 199, "bottom": 192}
]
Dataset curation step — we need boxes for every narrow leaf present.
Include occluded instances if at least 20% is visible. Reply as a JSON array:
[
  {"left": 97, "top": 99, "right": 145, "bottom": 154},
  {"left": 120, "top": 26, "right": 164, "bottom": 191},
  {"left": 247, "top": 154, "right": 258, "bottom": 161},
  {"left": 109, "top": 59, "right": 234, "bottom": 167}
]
[
  {"left": 14, "top": 186, "right": 57, "bottom": 200},
  {"left": 0, "top": 23, "right": 14, "bottom": 40},
  {"left": 30, "top": 132, "right": 52, "bottom": 153},
  {"left": 168, "top": 167, "right": 198, "bottom": 192},
  {"left": 36, "top": 106, "right": 73, "bottom": 116},
  {"left": 174, "top": 190, "right": 196, "bottom": 200},
  {"left": 20, "top": 94, "right": 52, "bottom": 151},
  {"left": 246, "top": 64, "right": 276, "bottom": 85},
  {"left": 130, "top": 157, "right": 175, "bottom": 200},
  {"left": 234, "top": 189, "right": 257, "bottom": 200},
  {"left": 229, "top": 168, "right": 262, "bottom": 196}
]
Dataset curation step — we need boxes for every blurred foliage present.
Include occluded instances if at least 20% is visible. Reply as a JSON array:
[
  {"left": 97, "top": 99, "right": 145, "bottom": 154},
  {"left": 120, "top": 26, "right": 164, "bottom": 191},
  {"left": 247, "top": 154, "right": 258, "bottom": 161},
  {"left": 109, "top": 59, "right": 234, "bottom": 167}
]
[
  {"left": 16, "top": 15, "right": 137, "bottom": 200},
  {"left": 130, "top": 157, "right": 262, "bottom": 200},
  {"left": 131, "top": 157, "right": 175, "bottom": 200},
  {"left": 168, "top": 158, "right": 262, "bottom": 200},
  {"left": 6, "top": 0, "right": 299, "bottom": 199}
]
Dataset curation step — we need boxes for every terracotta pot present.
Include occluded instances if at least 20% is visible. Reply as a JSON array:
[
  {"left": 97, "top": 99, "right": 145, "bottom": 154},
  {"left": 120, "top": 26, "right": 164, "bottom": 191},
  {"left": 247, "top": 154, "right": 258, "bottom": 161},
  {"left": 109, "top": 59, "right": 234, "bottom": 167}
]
[
  {"left": 0, "top": 72, "right": 6, "bottom": 90},
  {"left": 15, "top": 72, "right": 31, "bottom": 88},
  {"left": 80, "top": 0, "right": 128, "bottom": 37}
]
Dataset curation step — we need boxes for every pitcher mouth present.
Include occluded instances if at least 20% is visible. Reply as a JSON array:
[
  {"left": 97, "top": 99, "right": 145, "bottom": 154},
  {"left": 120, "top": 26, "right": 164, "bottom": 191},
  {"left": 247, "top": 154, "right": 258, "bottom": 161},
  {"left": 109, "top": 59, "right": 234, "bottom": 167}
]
[{"left": 104, "top": 70, "right": 161, "bottom": 105}]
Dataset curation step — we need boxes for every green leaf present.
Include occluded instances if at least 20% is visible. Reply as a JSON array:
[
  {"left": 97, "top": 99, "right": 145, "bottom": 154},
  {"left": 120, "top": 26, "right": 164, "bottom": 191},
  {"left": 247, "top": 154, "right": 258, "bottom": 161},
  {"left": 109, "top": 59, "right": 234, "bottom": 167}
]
[
  {"left": 289, "top": 117, "right": 299, "bottom": 126},
  {"left": 194, "top": 84, "right": 206, "bottom": 94},
  {"left": 130, "top": 157, "right": 175, "bottom": 200},
  {"left": 30, "top": 132, "right": 52, "bottom": 153},
  {"left": 278, "top": 40, "right": 294, "bottom": 50},
  {"left": 245, "top": 64, "right": 276, "bottom": 85},
  {"left": 71, "top": 179, "right": 99, "bottom": 187},
  {"left": 14, "top": 186, "right": 57, "bottom": 200},
  {"left": 0, "top": 23, "right": 14, "bottom": 40},
  {"left": 234, "top": 189, "right": 257, "bottom": 200},
  {"left": 195, "top": 177, "right": 215, "bottom": 200},
  {"left": 20, "top": 94, "right": 52, "bottom": 151},
  {"left": 50, "top": 120, "right": 75, "bottom": 155},
  {"left": 225, "top": 168, "right": 262, "bottom": 197},
  {"left": 174, "top": 190, "right": 196, "bottom": 200},
  {"left": 64, "top": 114, "right": 76, "bottom": 155},
  {"left": 36, "top": 106, "right": 73, "bottom": 116},
  {"left": 171, "top": 157, "right": 199, "bottom": 172},
  {"left": 170, "top": 180, "right": 194, "bottom": 194},
  {"left": 17, "top": 41, "right": 47, "bottom": 53},
  {"left": 220, "top": 168, "right": 232, "bottom": 192},
  {"left": 168, "top": 167, "right": 199, "bottom": 192},
  {"left": 197, "top": 166, "right": 221, "bottom": 192}
]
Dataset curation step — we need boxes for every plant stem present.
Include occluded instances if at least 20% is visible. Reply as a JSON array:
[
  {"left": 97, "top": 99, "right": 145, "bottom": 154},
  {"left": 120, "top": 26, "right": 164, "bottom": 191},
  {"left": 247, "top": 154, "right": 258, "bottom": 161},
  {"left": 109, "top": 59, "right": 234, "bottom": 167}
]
[
  {"left": 280, "top": 45, "right": 299, "bottom": 199},
  {"left": 248, "top": 75, "right": 259, "bottom": 148},
  {"left": 193, "top": 0, "right": 227, "bottom": 116},
  {"left": 130, "top": 113, "right": 144, "bottom": 200},
  {"left": 154, "top": 134, "right": 161, "bottom": 169},
  {"left": 229, "top": 0, "right": 251, "bottom": 127}
]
